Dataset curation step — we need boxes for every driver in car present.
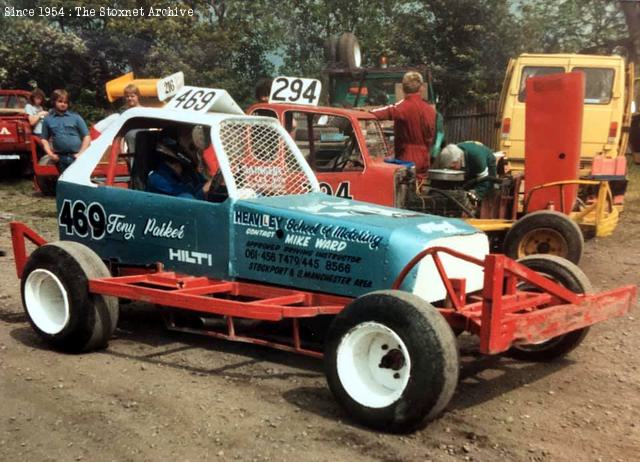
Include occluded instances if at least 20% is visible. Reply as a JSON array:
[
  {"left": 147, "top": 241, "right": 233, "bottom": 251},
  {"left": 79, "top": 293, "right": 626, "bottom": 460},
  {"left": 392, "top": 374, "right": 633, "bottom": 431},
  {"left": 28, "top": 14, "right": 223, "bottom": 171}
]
[{"left": 147, "top": 137, "right": 213, "bottom": 200}]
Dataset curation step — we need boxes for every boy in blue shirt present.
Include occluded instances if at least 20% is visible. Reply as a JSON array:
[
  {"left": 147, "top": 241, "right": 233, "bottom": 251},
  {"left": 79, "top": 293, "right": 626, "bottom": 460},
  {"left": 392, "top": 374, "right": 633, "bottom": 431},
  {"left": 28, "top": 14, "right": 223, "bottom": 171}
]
[{"left": 41, "top": 89, "right": 91, "bottom": 174}]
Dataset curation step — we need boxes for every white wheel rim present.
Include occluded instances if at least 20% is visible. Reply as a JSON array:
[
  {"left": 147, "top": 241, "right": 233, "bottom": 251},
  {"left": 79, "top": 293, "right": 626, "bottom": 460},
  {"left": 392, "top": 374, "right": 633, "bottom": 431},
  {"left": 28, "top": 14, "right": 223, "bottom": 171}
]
[
  {"left": 353, "top": 44, "right": 362, "bottom": 68},
  {"left": 336, "top": 322, "right": 411, "bottom": 408},
  {"left": 24, "top": 269, "right": 70, "bottom": 335}
]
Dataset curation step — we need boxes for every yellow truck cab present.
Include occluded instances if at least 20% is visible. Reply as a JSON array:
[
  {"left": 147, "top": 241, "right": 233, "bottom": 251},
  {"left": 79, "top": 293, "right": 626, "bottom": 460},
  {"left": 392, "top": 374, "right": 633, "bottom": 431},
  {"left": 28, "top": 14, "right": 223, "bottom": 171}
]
[{"left": 497, "top": 54, "right": 633, "bottom": 179}]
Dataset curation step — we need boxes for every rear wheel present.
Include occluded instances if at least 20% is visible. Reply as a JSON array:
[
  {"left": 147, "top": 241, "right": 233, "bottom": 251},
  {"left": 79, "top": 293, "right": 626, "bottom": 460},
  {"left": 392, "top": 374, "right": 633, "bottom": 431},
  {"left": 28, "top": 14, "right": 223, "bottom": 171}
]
[
  {"left": 324, "top": 35, "right": 339, "bottom": 64},
  {"left": 21, "top": 241, "right": 119, "bottom": 352},
  {"left": 504, "top": 210, "right": 584, "bottom": 264},
  {"left": 337, "top": 33, "right": 361, "bottom": 71},
  {"left": 325, "top": 290, "right": 459, "bottom": 432},
  {"left": 34, "top": 155, "right": 57, "bottom": 196},
  {"left": 508, "top": 254, "right": 592, "bottom": 361}
]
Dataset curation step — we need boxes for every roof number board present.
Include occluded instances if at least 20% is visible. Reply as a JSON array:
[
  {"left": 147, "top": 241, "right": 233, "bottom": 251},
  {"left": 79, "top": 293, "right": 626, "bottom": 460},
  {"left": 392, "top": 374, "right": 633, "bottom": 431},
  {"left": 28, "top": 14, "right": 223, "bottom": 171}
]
[
  {"left": 167, "top": 86, "right": 218, "bottom": 112},
  {"left": 269, "top": 76, "right": 322, "bottom": 106},
  {"left": 156, "top": 71, "right": 185, "bottom": 101}
]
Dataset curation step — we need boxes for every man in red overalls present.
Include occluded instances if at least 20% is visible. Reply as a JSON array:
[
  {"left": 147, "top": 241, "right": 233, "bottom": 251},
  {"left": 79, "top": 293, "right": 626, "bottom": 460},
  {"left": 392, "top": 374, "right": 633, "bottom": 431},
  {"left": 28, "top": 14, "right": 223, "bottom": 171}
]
[{"left": 370, "top": 71, "right": 436, "bottom": 174}]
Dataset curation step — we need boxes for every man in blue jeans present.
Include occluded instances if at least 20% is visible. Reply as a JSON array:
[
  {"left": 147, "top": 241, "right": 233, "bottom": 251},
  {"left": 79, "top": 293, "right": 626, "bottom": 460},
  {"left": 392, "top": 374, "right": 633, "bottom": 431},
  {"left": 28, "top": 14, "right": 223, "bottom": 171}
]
[{"left": 41, "top": 89, "right": 91, "bottom": 174}]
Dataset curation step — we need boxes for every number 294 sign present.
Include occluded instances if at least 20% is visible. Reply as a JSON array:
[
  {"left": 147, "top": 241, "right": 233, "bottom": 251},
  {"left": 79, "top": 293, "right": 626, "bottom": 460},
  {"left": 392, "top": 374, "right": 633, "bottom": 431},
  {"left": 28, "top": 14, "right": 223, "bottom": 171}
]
[{"left": 269, "top": 76, "right": 322, "bottom": 106}]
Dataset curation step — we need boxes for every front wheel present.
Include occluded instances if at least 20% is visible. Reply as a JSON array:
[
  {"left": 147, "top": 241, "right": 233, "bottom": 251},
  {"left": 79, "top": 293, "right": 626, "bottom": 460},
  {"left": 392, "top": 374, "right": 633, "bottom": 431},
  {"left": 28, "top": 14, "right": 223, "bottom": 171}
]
[
  {"left": 324, "top": 290, "right": 459, "bottom": 433},
  {"left": 21, "top": 241, "right": 119, "bottom": 352},
  {"left": 508, "top": 254, "right": 592, "bottom": 361}
]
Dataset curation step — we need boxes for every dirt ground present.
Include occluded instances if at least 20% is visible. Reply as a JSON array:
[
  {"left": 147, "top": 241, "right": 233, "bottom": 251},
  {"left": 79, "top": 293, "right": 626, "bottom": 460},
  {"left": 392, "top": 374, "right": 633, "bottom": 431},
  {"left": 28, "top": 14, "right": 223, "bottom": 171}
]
[{"left": 0, "top": 165, "right": 638, "bottom": 462}]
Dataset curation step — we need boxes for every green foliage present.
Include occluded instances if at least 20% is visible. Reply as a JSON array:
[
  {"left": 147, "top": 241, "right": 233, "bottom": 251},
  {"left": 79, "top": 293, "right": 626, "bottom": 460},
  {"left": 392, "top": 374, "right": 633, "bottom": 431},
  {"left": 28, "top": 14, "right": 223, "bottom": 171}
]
[
  {"left": 0, "top": 0, "right": 633, "bottom": 119},
  {"left": 514, "top": 0, "right": 627, "bottom": 54},
  {"left": 0, "top": 0, "right": 283, "bottom": 118},
  {"left": 386, "top": 0, "right": 521, "bottom": 110},
  {"left": 0, "top": 19, "right": 88, "bottom": 90}
]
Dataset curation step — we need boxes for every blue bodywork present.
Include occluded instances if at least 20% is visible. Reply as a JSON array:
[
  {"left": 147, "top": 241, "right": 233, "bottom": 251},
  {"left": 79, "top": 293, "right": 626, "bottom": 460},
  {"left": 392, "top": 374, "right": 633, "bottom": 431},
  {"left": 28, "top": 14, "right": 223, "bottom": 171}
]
[{"left": 56, "top": 182, "right": 482, "bottom": 299}]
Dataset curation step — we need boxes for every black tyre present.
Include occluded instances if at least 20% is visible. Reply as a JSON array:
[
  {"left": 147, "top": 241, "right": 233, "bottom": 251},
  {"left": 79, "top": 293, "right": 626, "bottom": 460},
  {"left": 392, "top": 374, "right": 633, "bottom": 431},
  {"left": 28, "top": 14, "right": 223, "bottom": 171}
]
[
  {"left": 504, "top": 210, "right": 584, "bottom": 264},
  {"left": 325, "top": 290, "right": 459, "bottom": 433},
  {"left": 508, "top": 254, "right": 592, "bottom": 361},
  {"left": 337, "top": 32, "right": 361, "bottom": 70},
  {"left": 34, "top": 155, "right": 57, "bottom": 196},
  {"left": 21, "top": 241, "right": 119, "bottom": 352},
  {"left": 324, "top": 35, "right": 339, "bottom": 64}
]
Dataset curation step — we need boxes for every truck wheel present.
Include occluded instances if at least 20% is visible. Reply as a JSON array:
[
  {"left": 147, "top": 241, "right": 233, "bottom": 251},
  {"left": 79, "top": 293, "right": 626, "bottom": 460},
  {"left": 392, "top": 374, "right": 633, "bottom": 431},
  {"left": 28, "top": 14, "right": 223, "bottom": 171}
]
[
  {"left": 34, "top": 155, "right": 57, "bottom": 196},
  {"left": 337, "top": 32, "right": 361, "bottom": 70},
  {"left": 508, "top": 254, "right": 592, "bottom": 361},
  {"left": 324, "top": 290, "right": 459, "bottom": 432},
  {"left": 21, "top": 241, "right": 119, "bottom": 352},
  {"left": 504, "top": 210, "right": 583, "bottom": 264},
  {"left": 324, "top": 35, "right": 339, "bottom": 64}
]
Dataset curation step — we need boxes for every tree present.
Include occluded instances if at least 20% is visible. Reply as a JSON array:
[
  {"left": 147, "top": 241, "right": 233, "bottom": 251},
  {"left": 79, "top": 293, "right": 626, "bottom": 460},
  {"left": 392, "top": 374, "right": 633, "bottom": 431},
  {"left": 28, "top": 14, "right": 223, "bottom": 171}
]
[
  {"left": 0, "top": 0, "right": 633, "bottom": 119},
  {"left": 0, "top": 0, "right": 285, "bottom": 116},
  {"left": 620, "top": 0, "right": 640, "bottom": 65},
  {"left": 386, "top": 0, "right": 520, "bottom": 109},
  {"left": 515, "top": 0, "right": 627, "bottom": 55}
]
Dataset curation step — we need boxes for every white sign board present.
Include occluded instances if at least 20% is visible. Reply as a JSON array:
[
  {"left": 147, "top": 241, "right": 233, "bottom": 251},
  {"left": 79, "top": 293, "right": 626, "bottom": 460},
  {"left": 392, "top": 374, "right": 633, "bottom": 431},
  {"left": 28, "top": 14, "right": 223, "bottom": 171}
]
[
  {"left": 269, "top": 76, "right": 322, "bottom": 106},
  {"left": 156, "top": 71, "right": 184, "bottom": 101},
  {"left": 166, "top": 86, "right": 244, "bottom": 115},
  {"left": 156, "top": 71, "right": 185, "bottom": 102}
]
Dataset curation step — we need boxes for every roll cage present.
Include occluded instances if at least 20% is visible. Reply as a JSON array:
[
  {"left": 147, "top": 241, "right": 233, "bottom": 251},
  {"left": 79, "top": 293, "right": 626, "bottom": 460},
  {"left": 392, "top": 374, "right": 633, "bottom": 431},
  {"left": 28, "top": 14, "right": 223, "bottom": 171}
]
[{"left": 61, "top": 108, "right": 321, "bottom": 200}]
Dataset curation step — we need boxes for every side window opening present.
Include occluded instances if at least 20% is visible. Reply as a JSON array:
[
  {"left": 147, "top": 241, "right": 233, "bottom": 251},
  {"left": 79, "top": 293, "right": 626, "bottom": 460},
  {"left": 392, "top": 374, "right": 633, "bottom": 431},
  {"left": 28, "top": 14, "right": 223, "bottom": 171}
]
[
  {"left": 137, "top": 121, "right": 223, "bottom": 202},
  {"left": 315, "top": 114, "right": 364, "bottom": 173},
  {"left": 96, "top": 118, "right": 221, "bottom": 202},
  {"left": 291, "top": 111, "right": 364, "bottom": 173}
]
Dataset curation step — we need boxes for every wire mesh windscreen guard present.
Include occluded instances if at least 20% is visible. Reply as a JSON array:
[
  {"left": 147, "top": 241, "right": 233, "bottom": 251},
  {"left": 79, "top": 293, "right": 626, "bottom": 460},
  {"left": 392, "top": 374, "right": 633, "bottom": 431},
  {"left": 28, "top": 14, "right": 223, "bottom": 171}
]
[{"left": 220, "top": 119, "right": 315, "bottom": 197}]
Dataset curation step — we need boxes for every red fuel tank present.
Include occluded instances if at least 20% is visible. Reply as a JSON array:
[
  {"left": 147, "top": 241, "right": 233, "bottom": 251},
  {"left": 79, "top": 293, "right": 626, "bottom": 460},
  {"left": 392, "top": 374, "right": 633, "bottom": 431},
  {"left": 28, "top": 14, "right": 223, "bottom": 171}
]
[{"left": 524, "top": 72, "right": 584, "bottom": 213}]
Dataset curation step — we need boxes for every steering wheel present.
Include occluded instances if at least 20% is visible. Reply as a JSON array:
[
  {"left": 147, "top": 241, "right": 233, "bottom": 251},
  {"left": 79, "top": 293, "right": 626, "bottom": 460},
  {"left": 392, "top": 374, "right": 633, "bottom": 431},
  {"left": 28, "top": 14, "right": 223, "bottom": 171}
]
[
  {"left": 337, "top": 155, "right": 365, "bottom": 171},
  {"left": 331, "top": 137, "right": 362, "bottom": 171}
]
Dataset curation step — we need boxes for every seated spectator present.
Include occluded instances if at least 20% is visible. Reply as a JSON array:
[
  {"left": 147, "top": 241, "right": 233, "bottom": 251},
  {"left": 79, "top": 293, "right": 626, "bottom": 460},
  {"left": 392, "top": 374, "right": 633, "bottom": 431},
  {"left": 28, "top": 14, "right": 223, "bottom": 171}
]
[
  {"left": 147, "top": 137, "right": 212, "bottom": 199},
  {"left": 24, "top": 89, "right": 48, "bottom": 138}
]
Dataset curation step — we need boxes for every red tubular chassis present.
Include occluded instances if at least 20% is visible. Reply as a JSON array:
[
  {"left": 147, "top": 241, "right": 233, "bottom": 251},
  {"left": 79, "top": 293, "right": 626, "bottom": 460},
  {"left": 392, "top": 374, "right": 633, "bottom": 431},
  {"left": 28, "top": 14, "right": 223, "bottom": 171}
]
[{"left": 10, "top": 221, "right": 635, "bottom": 358}]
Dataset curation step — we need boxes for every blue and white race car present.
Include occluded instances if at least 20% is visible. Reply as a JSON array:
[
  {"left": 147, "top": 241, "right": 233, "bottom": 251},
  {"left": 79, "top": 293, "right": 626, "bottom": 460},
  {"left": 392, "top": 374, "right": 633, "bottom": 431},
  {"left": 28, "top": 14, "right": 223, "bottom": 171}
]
[
  {"left": 58, "top": 85, "right": 489, "bottom": 301},
  {"left": 12, "top": 84, "right": 635, "bottom": 433}
]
